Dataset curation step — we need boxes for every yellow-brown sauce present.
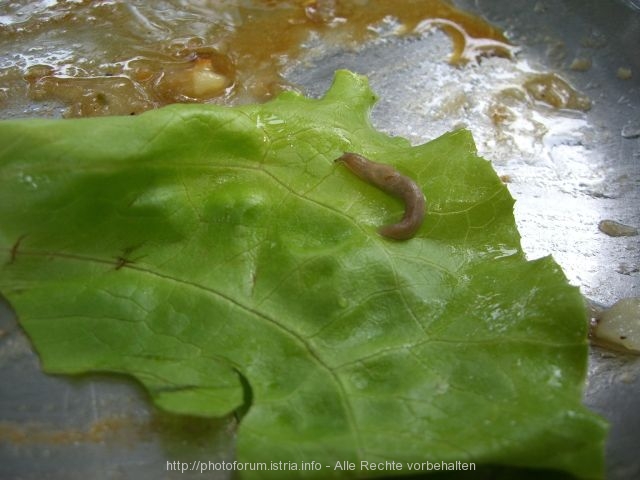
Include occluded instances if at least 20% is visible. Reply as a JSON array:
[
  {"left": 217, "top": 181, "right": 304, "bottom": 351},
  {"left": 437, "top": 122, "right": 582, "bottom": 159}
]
[{"left": 0, "top": 0, "right": 511, "bottom": 117}]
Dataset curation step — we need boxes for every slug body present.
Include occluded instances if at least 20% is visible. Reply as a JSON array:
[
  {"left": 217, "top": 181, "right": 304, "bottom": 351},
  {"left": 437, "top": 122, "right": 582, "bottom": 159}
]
[{"left": 335, "top": 152, "right": 426, "bottom": 240}]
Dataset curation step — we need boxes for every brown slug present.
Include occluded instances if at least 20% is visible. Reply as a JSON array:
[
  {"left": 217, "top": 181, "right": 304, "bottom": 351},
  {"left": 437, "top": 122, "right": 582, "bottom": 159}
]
[{"left": 335, "top": 152, "right": 426, "bottom": 240}]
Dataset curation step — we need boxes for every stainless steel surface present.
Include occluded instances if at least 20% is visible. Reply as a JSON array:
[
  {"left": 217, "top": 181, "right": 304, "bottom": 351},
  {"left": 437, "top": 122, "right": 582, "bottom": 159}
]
[{"left": 1, "top": 1, "right": 639, "bottom": 479}]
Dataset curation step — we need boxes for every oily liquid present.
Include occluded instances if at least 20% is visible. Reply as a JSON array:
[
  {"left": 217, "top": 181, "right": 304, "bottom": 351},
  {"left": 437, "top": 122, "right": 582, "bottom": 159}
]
[{"left": 0, "top": 0, "right": 511, "bottom": 117}]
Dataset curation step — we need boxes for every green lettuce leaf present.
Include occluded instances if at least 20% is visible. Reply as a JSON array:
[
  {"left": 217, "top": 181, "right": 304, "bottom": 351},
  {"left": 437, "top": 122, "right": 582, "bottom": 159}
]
[{"left": 0, "top": 70, "right": 606, "bottom": 478}]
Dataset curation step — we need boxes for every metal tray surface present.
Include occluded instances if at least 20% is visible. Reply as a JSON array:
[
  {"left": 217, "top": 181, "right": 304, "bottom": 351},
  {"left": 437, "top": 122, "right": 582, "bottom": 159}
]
[{"left": 0, "top": 1, "right": 638, "bottom": 479}]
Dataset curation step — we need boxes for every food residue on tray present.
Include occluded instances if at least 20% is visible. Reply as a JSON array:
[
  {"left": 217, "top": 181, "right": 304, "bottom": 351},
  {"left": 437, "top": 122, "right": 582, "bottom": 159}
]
[
  {"left": 0, "top": 0, "right": 512, "bottom": 118},
  {"left": 616, "top": 67, "right": 633, "bottom": 80},
  {"left": 522, "top": 73, "right": 592, "bottom": 111},
  {"left": 598, "top": 219, "right": 639, "bottom": 237},
  {"left": 0, "top": 412, "right": 233, "bottom": 447},
  {"left": 621, "top": 123, "right": 640, "bottom": 139},
  {"left": 569, "top": 57, "right": 592, "bottom": 72},
  {"left": 591, "top": 297, "right": 640, "bottom": 354}
]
